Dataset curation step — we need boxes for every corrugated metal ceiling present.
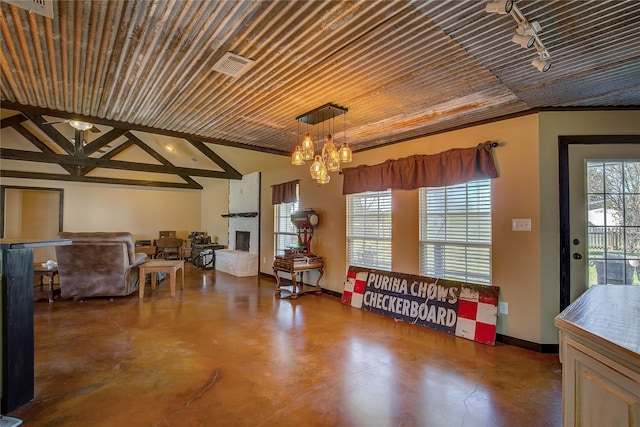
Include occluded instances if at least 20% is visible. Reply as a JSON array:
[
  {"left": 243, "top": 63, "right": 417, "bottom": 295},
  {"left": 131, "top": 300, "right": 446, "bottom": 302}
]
[{"left": 2, "top": 0, "right": 639, "bottom": 156}]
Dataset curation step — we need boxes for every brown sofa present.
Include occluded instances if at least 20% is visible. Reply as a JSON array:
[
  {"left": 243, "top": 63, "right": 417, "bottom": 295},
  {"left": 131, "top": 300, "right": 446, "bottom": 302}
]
[{"left": 55, "top": 232, "right": 147, "bottom": 299}]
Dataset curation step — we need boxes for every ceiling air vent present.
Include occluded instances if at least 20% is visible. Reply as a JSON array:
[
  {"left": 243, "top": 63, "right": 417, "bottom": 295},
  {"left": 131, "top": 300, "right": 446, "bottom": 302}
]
[
  {"left": 3, "top": 0, "right": 54, "bottom": 18},
  {"left": 212, "top": 52, "right": 254, "bottom": 78}
]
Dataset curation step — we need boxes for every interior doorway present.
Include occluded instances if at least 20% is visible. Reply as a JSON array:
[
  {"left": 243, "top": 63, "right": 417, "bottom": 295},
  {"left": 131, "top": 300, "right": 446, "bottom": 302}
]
[
  {"left": 559, "top": 136, "right": 640, "bottom": 310},
  {"left": 1, "top": 186, "right": 64, "bottom": 261}
]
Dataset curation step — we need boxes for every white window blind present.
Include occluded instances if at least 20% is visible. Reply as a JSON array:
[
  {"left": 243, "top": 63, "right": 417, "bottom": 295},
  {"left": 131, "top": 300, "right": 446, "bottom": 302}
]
[
  {"left": 274, "top": 190, "right": 299, "bottom": 257},
  {"left": 346, "top": 190, "right": 392, "bottom": 271},
  {"left": 419, "top": 180, "right": 492, "bottom": 285}
]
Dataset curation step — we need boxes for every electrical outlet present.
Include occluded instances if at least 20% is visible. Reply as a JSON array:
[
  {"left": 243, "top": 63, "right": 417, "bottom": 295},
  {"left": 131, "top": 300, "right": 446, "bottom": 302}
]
[
  {"left": 498, "top": 301, "right": 508, "bottom": 315},
  {"left": 263, "top": 257, "right": 266, "bottom": 264},
  {"left": 512, "top": 218, "right": 531, "bottom": 232}
]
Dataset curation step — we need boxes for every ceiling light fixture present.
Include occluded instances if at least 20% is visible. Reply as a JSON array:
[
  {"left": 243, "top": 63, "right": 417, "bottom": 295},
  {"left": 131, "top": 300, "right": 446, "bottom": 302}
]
[
  {"left": 291, "top": 103, "right": 352, "bottom": 184},
  {"left": 486, "top": 0, "right": 552, "bottom": 72},
  {"left": 532, "top": 47, "right": 552, "bottom": 72},
  {"left": 485, "top": 0, "right": 513, "bottom": 15},
  {"left": 68, "top": 120, "right": 93, "bottom": 131},
  {"left": 511, "top": 33, "right": 535, "bottom": 49}
]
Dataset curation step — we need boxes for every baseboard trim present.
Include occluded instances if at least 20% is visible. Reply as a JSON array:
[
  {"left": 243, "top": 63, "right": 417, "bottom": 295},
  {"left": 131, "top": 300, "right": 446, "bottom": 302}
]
[
  {"left": 320, "top": 288, "right": 341, "bottom": 298},
  {"left": 496, "top": 334, "right": 559, "bottom": 353}
]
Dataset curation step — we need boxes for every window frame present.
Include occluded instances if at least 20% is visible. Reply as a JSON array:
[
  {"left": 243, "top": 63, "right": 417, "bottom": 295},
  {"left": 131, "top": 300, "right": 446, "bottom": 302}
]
[
  {"left": 346, "top": 189, "right": 393, "bottom": 271},
  {"left": 273, "top": 186, "right": 299, "bottom": 257},
  {"left": 419, "top": 179, "right": 492, "bottom": 285}
]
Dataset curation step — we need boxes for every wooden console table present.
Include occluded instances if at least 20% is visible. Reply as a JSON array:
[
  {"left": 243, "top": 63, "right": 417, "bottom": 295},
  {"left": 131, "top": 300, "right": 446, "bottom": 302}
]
[{"left": 273, "top": 255, "right": 324, "bottom": 299}]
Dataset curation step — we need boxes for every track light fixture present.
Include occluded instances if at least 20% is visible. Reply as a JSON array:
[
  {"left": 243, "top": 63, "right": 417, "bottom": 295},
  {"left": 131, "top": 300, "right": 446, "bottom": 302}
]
[
  {"left": 516, "top": 20, "right": 541, "bottom": 36},
  {"left": 512, "top": 34, "right": 535, "bottom": 49},
  {"left": 532, "top": 46, "right": 551, "bottom": 72},
  {"left": 532, "top": 57, "right": 551, "bottom": 72},
  {"left": 485, "top": 0, "right": 513, "bottom": 14},
  {"left": 485, "top": 0, "right": 553, "bottom": 72}
]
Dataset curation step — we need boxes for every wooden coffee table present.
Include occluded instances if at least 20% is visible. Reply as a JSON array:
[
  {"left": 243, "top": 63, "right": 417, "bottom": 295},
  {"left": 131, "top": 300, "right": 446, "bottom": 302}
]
[{"left": 138, "top": 259, "right": 185, "bottom": 298}]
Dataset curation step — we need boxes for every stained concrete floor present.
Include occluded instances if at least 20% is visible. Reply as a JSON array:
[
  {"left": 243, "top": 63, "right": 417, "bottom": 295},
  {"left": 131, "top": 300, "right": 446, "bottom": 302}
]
[{"left": 10, "top": 264, "right": 562, "bottom": 426}]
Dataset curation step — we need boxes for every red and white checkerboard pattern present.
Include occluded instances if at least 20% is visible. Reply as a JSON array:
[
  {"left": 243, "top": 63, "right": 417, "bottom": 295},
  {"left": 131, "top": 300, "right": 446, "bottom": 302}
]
[
  {"left": 341, "top": 270, "right": 368, "bottom": 308},
  {"left": 455, "top": 286, "right": 498, "bottom": 345}
]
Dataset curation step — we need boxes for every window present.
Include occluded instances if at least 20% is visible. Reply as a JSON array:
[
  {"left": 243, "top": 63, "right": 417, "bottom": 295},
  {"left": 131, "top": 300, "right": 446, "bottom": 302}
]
[
  {"left": 346, "top": 190, "right": 392, "bottom": 271},
  {"left": 419, "top": 180, "right": 492, "bottom": 285},
  {"left": 586, "top": 160, "right": 640, "bottom": 285},
  {"left": 274, "top": 194, "right": 299, "bottom": 257}
]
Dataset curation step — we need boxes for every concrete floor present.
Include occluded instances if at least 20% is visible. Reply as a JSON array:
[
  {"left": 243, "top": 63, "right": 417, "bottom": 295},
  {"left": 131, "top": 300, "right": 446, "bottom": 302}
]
[{"left": 10, "top": 264, "right": 562, "bottom": 426}]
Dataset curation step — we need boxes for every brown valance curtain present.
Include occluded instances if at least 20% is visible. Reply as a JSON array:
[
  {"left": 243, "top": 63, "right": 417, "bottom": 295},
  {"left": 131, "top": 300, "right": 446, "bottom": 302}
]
[
  {"left": 271, "top": 179, "right": 299, "bottom": 204},
  {"left": 341, "top": 141, "right": 498, "bottom": 195}
]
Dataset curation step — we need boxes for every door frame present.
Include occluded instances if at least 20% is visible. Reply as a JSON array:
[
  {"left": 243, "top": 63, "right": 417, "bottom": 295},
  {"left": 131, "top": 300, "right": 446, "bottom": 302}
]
[
  {"left": 558, "top": 135, "right": 640, "bottom": 311},
  {"left": 0, "top": 185, "right": 64, "bottom": 238}
]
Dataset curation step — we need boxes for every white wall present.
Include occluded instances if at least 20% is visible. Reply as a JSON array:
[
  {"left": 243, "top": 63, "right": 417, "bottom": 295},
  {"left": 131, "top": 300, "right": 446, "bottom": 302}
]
[{"left": 228, "top": 172, "right": 260, "bottom": 254}]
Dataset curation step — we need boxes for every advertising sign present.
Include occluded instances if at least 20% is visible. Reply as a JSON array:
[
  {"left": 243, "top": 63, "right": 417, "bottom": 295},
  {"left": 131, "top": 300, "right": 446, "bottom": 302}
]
[{"left": 342, "top": 266, "right": 500, "bottom": 345}]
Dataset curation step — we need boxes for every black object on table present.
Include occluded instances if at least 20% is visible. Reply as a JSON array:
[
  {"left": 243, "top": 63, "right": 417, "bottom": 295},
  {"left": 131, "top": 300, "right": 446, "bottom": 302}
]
[{"left": 191, "top": 244, "right": 225, "bottom": 269}]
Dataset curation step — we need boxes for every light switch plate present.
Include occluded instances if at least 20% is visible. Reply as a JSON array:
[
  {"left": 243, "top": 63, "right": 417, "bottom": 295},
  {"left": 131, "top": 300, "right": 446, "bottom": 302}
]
[
  {"left": 498, "top": 301, "right": 508, "bottom": 314},
  {"left": 512, "top": 218, "right": 532, "bottom": 231}
]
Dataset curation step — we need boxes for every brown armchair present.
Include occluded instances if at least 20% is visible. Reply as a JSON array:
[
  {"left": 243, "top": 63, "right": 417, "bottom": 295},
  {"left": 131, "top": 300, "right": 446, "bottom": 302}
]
[{"left": 55, "top": 232, "right": 147, "bottom": 299}]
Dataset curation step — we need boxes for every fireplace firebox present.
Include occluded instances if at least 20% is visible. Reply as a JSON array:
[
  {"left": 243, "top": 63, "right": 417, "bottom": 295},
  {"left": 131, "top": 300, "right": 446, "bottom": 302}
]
[{"left": 235, "top": 231, "right": 250, "bottom": 252}]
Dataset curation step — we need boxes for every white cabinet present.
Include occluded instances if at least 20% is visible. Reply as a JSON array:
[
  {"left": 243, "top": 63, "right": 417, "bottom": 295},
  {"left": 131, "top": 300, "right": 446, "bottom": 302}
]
[{"left": 555, "top": 285, "right": 640, "bottom": 427}]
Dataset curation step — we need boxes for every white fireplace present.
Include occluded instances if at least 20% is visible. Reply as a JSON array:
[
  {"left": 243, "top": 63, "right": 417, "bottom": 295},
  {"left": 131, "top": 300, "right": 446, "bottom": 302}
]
[{"left": 217, "top": 172, "right": 260, "bottom": 276}]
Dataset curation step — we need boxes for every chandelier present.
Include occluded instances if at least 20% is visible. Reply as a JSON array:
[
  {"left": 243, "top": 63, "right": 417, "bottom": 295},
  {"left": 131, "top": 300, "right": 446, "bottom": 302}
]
[{"left": 291, "top": 103, "right": 352, "bottom": 184}]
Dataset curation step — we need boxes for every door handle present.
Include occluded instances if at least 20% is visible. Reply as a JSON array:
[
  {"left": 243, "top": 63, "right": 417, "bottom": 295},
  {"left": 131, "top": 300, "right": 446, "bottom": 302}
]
[{"left": 572, "top": 253, "right": 583, "bottom": 260}]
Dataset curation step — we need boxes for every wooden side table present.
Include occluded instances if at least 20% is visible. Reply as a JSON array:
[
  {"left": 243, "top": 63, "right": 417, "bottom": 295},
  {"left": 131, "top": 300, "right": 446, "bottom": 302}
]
[
  {"left": 273, "top": 255, "right": 324, "bottom": 299},
  {"left": 33, "top": 264, "right": 60, "bottom": 303},
  {"left": 138, "top": 260, "right": 185, "bottom": 298}
]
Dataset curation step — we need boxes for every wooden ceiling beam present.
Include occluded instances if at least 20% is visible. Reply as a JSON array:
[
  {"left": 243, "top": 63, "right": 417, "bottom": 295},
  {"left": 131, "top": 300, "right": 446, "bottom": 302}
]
[
  {"left": 188, "top": 139, "right": 243, "bottom": 180},
  {"left": 2, "top": 106, "right": 247, "bottom": 189},
  {"left": 10, "top": 123, "right": 76, "bottom": 175},
  {"left": 83, "top": 128, "right": 128, "bottom": 156},
  {"left": 126, "top": 132, "right": 202, "bottom": 188},
  {"left": 23, "top": 114, "right": 75, "bottom": 154},
  {"left": 2, "top": 101, "right": 284, "bottom": 155},
  {"left": 0, "top": 148, "right": 237, "bottom": 179},
  {"left": 0, "top": 170, "right": 203, "bottom": 189},
  {"left": 0, "top": 113, "right": 28, "bottom": 128}
]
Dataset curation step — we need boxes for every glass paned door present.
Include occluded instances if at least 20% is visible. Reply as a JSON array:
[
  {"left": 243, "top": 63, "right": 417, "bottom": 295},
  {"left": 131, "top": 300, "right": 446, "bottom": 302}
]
[
  {"left": 567, "top": 142, "right": 639, "bottom": 305},
  {"left": 586, "top": 161, "right": 640, "bottom": 285}
]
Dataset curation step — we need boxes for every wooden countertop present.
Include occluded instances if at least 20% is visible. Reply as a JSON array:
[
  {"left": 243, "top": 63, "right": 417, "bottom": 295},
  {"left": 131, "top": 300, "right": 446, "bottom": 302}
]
[
  {"left": 0, "top": 238, "right": 71, "bottom": 249},
  {"left": 555, "top": 285, "right": 640, "bottom": 359}
]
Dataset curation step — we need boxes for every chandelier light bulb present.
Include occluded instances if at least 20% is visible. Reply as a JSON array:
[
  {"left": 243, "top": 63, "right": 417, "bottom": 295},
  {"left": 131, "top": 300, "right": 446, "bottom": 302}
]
[
  {"left": 291, "top": 146, "right": 305, "bottom": 165},
  {"left": 310, "top": 155, "right": 325, "bottom": 180},
  {"left": 322, "top": 134, "right": 340, "bottom": 172},
  {"left": 302, "top": 132, "right": 314, "bottom": 160},
  {"left": 338, "top": 143, "right": 352, "bottom": 162},
  {"left": 316, "top": 168, "right": 330, "bottom": 184}
]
